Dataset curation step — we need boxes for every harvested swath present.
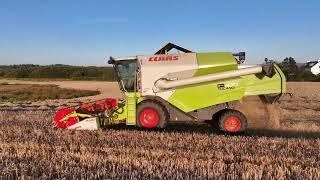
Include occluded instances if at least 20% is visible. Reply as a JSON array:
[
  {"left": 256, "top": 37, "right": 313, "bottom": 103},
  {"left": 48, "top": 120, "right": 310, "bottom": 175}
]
[{"left": 0, "top": 111, "right": 319, "bottom": 179}]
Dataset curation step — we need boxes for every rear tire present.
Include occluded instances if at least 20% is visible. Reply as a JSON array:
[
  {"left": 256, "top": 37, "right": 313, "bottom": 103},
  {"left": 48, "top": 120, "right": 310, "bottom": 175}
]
[
  {"left": 218, "top": 110, "right": 247, "bottom": 133},
  {"left": 136, "top": 100, "right": 168, "bottom": 129}
]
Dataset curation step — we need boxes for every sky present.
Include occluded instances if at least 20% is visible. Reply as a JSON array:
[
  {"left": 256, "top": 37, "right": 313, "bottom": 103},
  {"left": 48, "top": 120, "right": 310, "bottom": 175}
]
[{"left": 0, "top": 0, "right": 319, "bottom": 66}]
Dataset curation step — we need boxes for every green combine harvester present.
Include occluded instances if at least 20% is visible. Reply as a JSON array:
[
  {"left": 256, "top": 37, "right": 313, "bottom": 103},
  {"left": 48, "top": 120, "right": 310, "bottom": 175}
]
[{"left": 54, "top": 43, "right": 286, "bottom": 133}]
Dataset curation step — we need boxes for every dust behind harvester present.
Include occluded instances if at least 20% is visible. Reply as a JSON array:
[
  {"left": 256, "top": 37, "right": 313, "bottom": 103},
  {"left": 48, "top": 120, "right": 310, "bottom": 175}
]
[{"left": 235, "top": 96, "right": 281, "bottom": 130}]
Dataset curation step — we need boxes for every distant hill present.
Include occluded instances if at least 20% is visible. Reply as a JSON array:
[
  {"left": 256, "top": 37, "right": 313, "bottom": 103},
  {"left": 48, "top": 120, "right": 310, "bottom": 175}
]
[{"left": 0, "top": 64, "right": 117, "bottom": 81}]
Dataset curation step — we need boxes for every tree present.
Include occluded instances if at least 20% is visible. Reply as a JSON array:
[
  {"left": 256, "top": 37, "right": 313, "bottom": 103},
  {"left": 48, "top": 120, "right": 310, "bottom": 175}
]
[{"left": 278, "top": 57, "right": 298, "bottom": 81}]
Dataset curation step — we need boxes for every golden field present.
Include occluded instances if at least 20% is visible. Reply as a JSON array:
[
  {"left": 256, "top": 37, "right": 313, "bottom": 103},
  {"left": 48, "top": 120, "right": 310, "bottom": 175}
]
[{"left": 0, "top": 81, "right": 320, "bottom": 178}]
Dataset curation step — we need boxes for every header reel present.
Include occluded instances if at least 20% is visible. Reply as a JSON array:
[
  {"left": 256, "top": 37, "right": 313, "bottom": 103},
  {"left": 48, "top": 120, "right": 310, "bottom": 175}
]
[{"left": 53, "top": 98, "right": 124, "bottom": 130}]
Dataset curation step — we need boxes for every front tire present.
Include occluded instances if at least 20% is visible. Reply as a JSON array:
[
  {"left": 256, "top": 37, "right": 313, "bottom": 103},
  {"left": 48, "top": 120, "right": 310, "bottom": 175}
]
[
  {"left": 136, "top": 100, "right": 168, "bottom": 129},
  {"left": 218, "top": 110, "right": 247, "bottom": 133}
]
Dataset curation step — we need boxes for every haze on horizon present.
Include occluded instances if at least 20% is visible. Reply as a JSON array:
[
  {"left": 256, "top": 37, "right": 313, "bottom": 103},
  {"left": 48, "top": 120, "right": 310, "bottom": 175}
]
[{"left": 0, "top": 0, "right": 319, "bottom": 66}]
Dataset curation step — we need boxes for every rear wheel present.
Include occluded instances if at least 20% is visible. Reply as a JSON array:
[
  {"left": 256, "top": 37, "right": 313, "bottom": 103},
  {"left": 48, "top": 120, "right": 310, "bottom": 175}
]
[
  {"left": 136, "top": 100, "right": 168, "bottom": 129},
  {"left": 218, "top": 110, "right": 247, "bottom": 133}
]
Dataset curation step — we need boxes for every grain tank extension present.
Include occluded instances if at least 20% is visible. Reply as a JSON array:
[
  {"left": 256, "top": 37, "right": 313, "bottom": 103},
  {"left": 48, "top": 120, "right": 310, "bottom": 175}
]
[{"left": 54, "top": 43, "right": 286, "bottom": 133}]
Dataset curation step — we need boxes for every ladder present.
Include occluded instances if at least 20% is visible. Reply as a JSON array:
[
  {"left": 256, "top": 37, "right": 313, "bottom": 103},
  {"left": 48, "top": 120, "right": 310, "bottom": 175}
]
[{"left": 126, "top": 93, "right": 136, "bottom": 125}]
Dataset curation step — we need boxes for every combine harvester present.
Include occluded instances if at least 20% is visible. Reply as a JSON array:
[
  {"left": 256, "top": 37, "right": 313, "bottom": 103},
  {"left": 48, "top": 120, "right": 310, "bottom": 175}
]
[{"left": 54, "top": 43, "right": 286, "bottom": 133}]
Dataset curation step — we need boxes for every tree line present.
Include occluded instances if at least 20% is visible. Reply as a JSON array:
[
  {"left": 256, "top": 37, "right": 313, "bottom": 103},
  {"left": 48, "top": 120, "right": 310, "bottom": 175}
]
[
  {"left": 0, "top": 64, "right": 117, "bottom": 81},
  {"left": 277, "top": 57, "right": 319, "bottom": 82}
]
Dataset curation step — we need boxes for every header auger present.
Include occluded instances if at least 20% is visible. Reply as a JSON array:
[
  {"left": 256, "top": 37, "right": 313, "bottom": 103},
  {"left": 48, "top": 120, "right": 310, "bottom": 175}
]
[{"left": 54, "top": 43, "right": 286, "bottom": 133}]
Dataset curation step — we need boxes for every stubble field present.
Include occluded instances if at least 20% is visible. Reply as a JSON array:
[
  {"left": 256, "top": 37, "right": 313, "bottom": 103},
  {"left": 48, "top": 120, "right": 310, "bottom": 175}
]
[{"left": 0, "top": 81, "right": 320, "bottom": 179}]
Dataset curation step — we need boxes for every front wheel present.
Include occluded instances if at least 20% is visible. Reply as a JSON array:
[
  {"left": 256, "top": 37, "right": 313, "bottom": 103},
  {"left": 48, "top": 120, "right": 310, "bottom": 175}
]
[
  {"left": 136, "top": 100, "right": 168, "bottom": 129},
  {"left": 218, "top": 110, "right": 248, "bottom": 133}
]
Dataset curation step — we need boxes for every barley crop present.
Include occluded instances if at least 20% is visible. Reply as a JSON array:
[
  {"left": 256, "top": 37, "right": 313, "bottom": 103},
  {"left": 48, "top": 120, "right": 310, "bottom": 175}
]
[{"left": 0, "top": 110, "right": 319, "bottom": 179}]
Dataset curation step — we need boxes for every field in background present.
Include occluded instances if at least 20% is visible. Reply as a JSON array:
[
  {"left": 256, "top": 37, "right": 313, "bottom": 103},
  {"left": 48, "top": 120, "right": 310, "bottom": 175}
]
[
  {"left": 0, "top": 83, "right": 99, "bottom": 102},
  {"left": 0, "top": 79, "right": 122, "bottom": 108},
  {"left": 278, "top": 82, "right": 320, "bottom": 131},
  {"left": 0, "top": 80, "right": 320, "bottom": 178}
]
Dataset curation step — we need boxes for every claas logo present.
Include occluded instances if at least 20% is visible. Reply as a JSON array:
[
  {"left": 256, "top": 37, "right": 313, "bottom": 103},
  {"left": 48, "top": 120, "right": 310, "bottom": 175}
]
[{"left": 148, "top": 55, "right": 179, "bottom": 62}]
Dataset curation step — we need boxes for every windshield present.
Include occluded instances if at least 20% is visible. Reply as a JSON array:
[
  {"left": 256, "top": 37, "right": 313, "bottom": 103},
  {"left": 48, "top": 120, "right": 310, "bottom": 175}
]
[{"left": 115, "top": 61, "right": 138, "bottom": 92}]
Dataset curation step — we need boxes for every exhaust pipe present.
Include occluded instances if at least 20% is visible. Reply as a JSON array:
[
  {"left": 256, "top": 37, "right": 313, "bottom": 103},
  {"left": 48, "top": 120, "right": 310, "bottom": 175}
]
[{"left": 155, "top": 65, "right": 263, "bottom": 89}]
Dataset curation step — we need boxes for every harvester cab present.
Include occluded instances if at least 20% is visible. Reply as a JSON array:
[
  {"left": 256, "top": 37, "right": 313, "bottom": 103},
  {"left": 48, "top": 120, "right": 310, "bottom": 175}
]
[{"left": 54, "top": 43, "right": 286, "bottom": 133}]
